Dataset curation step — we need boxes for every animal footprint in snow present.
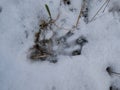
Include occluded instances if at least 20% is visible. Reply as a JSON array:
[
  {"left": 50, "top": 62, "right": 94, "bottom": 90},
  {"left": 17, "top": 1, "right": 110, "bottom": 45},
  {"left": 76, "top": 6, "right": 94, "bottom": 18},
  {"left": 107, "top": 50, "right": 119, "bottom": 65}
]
[
  {"left": 57, "top": 34, "right": 88, "bottom": 56},
  {"left": 72, "top": 36, "right": 88, "bottom": 56}
]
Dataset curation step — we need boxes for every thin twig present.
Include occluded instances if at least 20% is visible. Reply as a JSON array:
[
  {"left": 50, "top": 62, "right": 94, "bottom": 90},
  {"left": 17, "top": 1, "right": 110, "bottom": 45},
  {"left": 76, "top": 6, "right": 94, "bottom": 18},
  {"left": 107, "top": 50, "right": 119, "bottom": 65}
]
[
  {"left": 90, "top": 0, "right": 109, "bottom": 22},
  {"left": 111, "top": 71, "right": 120, "bottom": 77}
]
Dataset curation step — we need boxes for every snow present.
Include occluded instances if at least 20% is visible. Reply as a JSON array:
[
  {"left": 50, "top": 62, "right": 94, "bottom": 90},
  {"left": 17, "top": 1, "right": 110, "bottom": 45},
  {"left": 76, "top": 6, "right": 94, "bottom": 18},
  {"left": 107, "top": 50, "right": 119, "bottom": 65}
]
[{"left": 0, "top": 0, "right": 120, "bottom": 90}]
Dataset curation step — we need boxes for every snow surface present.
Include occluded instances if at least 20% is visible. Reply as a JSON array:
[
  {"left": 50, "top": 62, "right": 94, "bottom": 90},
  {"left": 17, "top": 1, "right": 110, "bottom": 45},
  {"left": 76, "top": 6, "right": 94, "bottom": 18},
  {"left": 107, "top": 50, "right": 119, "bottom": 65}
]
[{"left": 0, "top": 0, "right": 120, "bottom": 90}]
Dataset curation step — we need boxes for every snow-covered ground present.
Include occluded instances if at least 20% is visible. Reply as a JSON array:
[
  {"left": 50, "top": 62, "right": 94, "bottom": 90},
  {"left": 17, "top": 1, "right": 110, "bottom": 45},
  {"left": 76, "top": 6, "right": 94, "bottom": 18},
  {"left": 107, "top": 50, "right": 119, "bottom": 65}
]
[{"left": 0, "top": 0, "right": 120, "bottom": 90}]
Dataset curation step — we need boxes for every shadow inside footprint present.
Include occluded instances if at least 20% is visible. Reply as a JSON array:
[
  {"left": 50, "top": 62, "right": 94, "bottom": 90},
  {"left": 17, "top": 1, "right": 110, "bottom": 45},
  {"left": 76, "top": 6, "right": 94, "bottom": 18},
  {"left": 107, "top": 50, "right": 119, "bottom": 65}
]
[
  {"left": 0, "top": 6, "right": 2, "bottom": 13},
  {"left": 109, "top": 85, "right": 119, "bottom": 90},
  {"left": 51, "top": 86, "right": 56, "bottom": 90},
  {"left": 106, "top": 66, "right": 113, "bottom": 76},
  {"left": 106, "top": 66, "right": 120, "bottom": 76}
]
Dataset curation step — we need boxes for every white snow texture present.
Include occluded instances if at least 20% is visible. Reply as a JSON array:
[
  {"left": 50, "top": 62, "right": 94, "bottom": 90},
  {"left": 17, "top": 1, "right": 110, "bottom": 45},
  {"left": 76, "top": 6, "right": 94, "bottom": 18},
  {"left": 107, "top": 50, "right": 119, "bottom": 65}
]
[{"left": 0, "top": 0, "right": 120, "bottom": 90}]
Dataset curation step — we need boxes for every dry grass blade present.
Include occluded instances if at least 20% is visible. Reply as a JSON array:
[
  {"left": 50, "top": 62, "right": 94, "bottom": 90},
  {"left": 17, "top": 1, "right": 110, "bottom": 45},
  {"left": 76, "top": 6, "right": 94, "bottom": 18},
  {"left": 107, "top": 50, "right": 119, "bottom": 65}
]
[
  {"left": 102, "top": 0, "right": 110, "bottom": 13},
  {"left": 75, "top": 0, "right": 85, "bottom": 28},
  {"left": 90, "top": 0, "right": 109, "bottom": 22},
  {"left": 45, "top": 4, "right": 52, "bottom": 20},
  {"left": 54, "top": 23, "right": 72, "bottom": 31},
  {"left": 31, "top": 55, "right": 47, "bottom": 59},
  {"left": 75, "top": 7, "right": 83, "bottom": 28}
]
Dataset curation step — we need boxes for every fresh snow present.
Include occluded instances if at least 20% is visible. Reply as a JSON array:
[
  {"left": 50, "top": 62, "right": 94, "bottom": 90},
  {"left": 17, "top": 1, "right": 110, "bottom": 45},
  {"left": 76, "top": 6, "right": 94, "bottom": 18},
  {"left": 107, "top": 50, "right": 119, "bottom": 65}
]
[{"left": 0, "top": 0, "right": 120, "bottom": 90}]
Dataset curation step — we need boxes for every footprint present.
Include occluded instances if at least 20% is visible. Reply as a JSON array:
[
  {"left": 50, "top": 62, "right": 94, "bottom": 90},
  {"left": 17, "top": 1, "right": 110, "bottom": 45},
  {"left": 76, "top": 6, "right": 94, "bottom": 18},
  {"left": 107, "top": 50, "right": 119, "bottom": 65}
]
[{"left": 57, "top": 34, "right": 88, "bottom": 56}]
